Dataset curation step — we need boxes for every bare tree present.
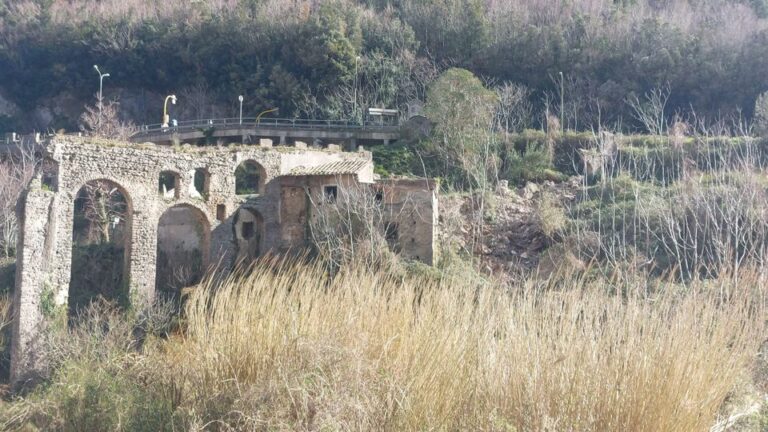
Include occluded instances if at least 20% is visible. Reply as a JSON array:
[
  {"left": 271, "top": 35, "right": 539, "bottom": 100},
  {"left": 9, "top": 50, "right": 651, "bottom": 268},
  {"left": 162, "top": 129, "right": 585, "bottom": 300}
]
[
  {"left": 80, "top": 181, "right": 127, "bottom": 244},
  {"left": 79, "top": 95, "right": 136, "bottom": 140},
  {"left": 0, "top": 140, "right": 38, "bottom": 258},
  {"left": 569, "top": 121, "right": 768, "bottom": 281},
  {"left": 626, "top": 85, "right": 671, "bottom": 135},
  {"left": 308, "top": 179, "right": 413, "bottom": 272},
  {"left": 178, "top": 82, "right": 222, "bottom": 121},
  {"left": 494, "top": 82, "right": 533, "bottom": 135}
]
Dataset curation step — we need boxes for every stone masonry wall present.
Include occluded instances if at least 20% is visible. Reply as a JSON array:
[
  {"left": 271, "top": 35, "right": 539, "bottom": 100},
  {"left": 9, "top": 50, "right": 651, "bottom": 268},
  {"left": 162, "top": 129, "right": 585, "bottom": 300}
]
[
  {"left": 11, "top": 136, "right": 375, "bottom": 384},
  {"left": 11, "top": 136, "right": 439, "bottom": 385}
]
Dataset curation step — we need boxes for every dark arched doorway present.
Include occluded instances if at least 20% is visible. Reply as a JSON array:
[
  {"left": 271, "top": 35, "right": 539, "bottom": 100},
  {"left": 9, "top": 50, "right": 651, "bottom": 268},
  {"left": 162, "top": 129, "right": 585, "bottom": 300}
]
[
  {"left": 69, "top": 179, "right": 132, "bottom": 314},
  {"left": 155, "top": 204, "right": 210, "bottom": 297}
]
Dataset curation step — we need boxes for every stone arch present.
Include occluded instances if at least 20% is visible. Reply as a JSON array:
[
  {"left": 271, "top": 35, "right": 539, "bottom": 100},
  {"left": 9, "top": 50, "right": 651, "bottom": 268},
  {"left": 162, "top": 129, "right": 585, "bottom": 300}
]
[
  {"left": 233, "top": 208, "right": 264, "bottom": 265},
  {"left": 235, "top": 160, "right": 267, "bottom": 195},
  {"left": 69, "top": 178, "right": 133, "bottom": 314},
  {"left": 155, "top": 204, "right": 211, "bottom": 297}
]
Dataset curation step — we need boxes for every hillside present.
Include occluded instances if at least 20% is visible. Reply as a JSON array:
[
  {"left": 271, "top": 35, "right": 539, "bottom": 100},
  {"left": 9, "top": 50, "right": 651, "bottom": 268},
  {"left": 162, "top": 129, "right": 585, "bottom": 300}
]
[
  {"left": 0, "top": 1, "right": 768, "bottom": 430},
  {"left": 1, "top": 0, "right": 768, "bottom": 133}
]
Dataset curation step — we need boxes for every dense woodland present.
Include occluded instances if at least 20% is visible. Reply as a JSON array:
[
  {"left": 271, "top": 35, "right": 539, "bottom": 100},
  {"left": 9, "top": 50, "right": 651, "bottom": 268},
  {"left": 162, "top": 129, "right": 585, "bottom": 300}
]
[
  {"left": 2, "top": 0, "right": 768, "bottom": 133},
  {"left": 1, "top": 2, "right": 768, "bottom": 430}
]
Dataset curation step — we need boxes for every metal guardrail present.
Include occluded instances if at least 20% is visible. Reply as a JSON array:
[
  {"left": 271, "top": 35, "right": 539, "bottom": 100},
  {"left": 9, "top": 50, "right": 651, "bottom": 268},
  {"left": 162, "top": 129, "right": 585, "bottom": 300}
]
[{"left": 131, "top": 117, "right": 399, "bottom": 137}]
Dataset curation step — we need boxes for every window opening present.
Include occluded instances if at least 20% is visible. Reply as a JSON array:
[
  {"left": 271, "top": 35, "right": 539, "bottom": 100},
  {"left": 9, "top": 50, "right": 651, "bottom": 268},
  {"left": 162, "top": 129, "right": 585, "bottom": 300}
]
[
  {"left": 235, "top": 161, "right": 264, "bottom": 195},
  {"left": 324, "top": 185, "right": 338, "bottom": 203},
  {"left": 159, "top": 171, "right": 179, "bottom": 198},
  {"left": 193, "top": 168, "right": 209, "bottom": 199},
  {"left": 242, "top": 222, "right": 255, "bottom": 239}
]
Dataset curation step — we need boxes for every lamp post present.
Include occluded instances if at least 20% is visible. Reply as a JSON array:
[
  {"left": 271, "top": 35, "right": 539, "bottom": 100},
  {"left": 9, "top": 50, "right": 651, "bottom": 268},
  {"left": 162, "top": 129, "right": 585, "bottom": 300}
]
[
  {"left": 559, "top": 71, "right": 564, "bottom": 133},
  {"left": 353, "top": 56, "right": 360, "bottom": 124},
  {"left": 238, "top": 95, "right": 244, "bottom": 125},
  {"left": 256, "top": 107, "right": 278, "bottom": 124},
  {"left": 93, "top": 65, "right": 110, "bottom": 120},
  {"left": 162, "top": 94, "right": 177, "bottom": 128}
]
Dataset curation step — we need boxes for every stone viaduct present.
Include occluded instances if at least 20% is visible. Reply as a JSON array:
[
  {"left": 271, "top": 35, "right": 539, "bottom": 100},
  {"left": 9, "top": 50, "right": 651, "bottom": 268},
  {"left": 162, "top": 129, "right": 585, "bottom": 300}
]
[{"left": 10, "top": 135, "right": 438, "bottom": 384}]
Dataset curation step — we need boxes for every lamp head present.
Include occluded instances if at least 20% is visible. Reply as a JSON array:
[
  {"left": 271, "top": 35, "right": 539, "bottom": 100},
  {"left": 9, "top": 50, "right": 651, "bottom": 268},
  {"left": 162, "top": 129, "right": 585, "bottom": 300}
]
[
  {"left": 103, "top": 73, "right": 110, "bottom": 78},
  {"left": 238, "top": 95, "right": 244, "bottom": 102},
  {"left": 170, "top": 95, "right": 177, "bottom": 105}
]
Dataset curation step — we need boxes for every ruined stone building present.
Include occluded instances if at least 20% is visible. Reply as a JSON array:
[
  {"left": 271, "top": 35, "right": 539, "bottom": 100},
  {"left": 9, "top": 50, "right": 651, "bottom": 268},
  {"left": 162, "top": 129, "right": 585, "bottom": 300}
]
[{"left": 10, "top": 135, "right": 439, "bottom": 383}]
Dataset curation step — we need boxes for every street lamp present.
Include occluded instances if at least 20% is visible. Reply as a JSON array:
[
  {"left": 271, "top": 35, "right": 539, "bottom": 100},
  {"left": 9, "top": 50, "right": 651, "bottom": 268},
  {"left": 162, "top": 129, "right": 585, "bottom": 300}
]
[
  {"left": 238, "top": 95, "right": 244, "bottom": 125},
  {"left": 256, "top": 107, "right": 278, "bottom": 124},
  {"left": 162, "top": 94, "right": 177, "bottom": 128},
  {"left": 353, "top": 56, "right": 361, "bottom": 124},
  {"left": 93, "top": 65, "right": 110, "bottom": 119},
  {"left": 559, "top": 71, "right": 565, "bottom": 133}
]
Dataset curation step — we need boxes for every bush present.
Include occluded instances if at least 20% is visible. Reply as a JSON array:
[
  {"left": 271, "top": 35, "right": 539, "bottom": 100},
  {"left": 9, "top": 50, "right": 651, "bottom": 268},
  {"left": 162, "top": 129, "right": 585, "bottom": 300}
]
[
  {"left": 371, "top": 143, "right": 418, "bottom": 177},
  {"left": 501, "top": 141, "right": 561, "bottom": 184}
]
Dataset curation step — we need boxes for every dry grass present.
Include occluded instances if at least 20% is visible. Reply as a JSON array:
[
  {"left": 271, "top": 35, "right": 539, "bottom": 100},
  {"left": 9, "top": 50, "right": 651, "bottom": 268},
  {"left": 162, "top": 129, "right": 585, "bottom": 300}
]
[
  {"left": 0, "top": 258, "right": 764, "bottom": 431},
  {"left": 170, "top": 258, "right": 765, "bottom": 431}
]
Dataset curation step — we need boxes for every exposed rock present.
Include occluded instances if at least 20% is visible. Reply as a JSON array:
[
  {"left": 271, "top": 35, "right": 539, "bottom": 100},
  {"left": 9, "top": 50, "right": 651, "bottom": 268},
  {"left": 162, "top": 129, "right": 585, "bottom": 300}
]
[
  {"left": 521, "top": 182, "right": 539, "bottom": 200},
  {"left": 441, "top": 177, "right": 582, "bottom": 283}
]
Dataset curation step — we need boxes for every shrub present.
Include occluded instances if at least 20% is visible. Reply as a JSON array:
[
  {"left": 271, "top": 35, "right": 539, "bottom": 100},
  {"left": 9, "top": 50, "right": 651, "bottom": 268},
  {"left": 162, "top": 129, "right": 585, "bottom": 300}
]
[
  {"left": 536, "top": 191, "right": 567, "bottom": 239},
  {"left": 371, "top": 143, "right": 418, "bottom": 177},
  {"left": 501, "top": 141, "right": 559, "bottom": 184}
]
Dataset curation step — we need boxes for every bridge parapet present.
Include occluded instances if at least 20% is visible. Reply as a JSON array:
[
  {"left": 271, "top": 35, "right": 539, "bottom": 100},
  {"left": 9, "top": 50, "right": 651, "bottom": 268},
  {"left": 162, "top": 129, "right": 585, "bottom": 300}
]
[{"left": 130, "top": 117, "right": 400, "bottom": 147}]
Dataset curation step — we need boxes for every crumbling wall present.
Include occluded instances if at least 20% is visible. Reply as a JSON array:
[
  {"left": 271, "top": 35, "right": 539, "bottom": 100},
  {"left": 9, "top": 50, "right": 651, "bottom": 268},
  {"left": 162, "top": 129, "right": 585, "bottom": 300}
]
[
  {"left": 11, "top": 136, "right": 376, "bottom": 384},
  {"left": 10, "top": 181, "right": 56, "bottom": 383},
  {"left": 10, "top": 136, "right": 439, "bottom": 385},
  {"left": 379, "top": 179, "right": 440, "bottom": 265}
]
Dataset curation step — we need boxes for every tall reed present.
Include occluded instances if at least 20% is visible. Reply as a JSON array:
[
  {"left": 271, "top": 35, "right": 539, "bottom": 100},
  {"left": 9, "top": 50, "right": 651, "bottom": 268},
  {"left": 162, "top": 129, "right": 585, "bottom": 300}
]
[{"left": 178, "top": 258, "right": 765, "bottom": 431}]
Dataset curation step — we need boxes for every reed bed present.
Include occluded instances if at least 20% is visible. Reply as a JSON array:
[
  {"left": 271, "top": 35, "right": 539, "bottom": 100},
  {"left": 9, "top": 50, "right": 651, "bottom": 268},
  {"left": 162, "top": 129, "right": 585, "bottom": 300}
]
[{"left": 167, "top": 259, "right": 765, "bottom": 431}]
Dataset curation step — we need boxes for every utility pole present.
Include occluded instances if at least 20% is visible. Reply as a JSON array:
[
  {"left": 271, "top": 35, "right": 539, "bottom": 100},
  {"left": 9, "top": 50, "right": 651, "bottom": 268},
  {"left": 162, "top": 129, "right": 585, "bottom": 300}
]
[
  {"left": 354, "top": 56, "right": 360, "bottom": 124},
  {"left": 559, "top": 71, "right": 565, "bottom": 133},
  {"left": 93, "top": 65, "right": 110, "bottom": 125},
  {"left": 238, "top": 95, "right": 244, "bottom": 125},
  {"left": 162, "top": 95, "right": 177, "bottom": 128}
]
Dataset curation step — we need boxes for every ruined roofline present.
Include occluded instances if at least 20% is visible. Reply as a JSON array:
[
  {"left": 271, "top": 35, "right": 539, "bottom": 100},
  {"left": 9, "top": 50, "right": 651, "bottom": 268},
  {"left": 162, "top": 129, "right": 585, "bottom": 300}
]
[{"left": 376, "top": 177, "right": 440, "bottom": 191}]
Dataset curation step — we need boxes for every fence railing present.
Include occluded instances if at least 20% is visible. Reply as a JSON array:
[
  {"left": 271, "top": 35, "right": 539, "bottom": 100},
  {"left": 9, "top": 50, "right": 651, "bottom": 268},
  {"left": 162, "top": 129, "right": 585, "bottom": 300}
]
[{"left": 131, "top": 117, "right": 399, "bottom": 137}]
